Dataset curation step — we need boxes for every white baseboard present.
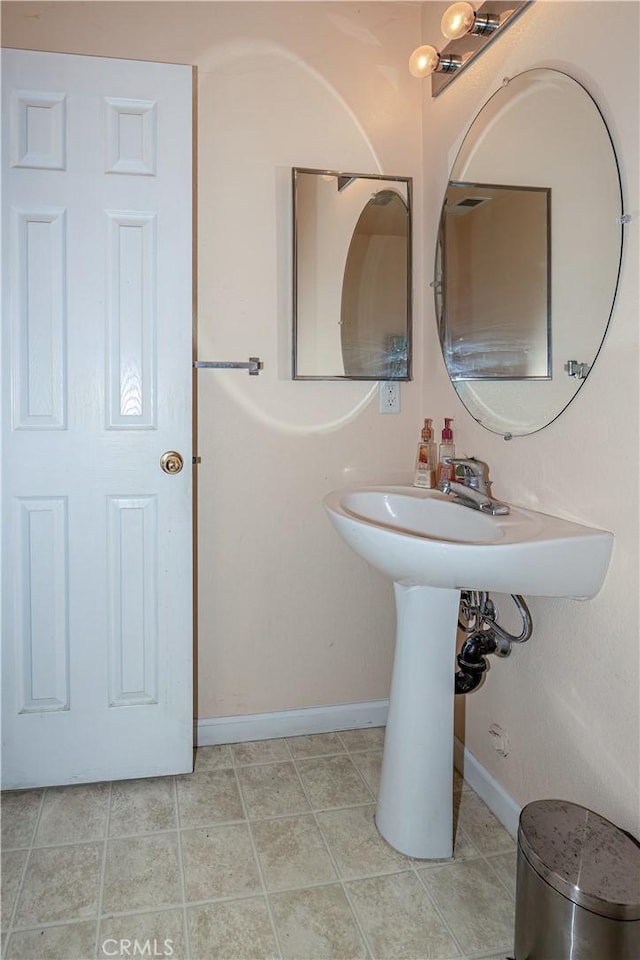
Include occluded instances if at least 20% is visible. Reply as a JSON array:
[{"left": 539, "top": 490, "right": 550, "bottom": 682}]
[
  {"left": 196, "top": 699, "right": 389, "bottom": 747},
  {"left": 196, "top": 702, "right": 520, "bottom": 838},
  {"left": 454, "top": 736, "right": 521, "bottom": 838}
]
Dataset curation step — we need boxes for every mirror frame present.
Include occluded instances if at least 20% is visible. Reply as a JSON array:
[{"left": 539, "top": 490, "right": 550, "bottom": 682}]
[
  {"left": 292, "top": 167, "right": 413, "bottom": 381},
  {"left": 434, "top": 69, "right": 624, "bottom": 438}
]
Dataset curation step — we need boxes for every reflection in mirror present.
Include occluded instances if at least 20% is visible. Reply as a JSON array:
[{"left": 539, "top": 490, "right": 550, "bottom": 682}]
[
  {"left": 341, "top": 190, "right": 409, "bottom": 377},
  {"left": 435, "top": 69, "right": 623, "bottom": 437},
  {"left": 293, "top": 169, "right": 412, "bottom": 380},
  {"left": 440, "top": 182, "right": 550, "bottom": 380}
]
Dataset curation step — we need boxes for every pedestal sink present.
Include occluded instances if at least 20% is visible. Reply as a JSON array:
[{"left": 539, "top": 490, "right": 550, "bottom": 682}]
[{"left": 323, "top": 486, "right": 613, "bottom": 858}]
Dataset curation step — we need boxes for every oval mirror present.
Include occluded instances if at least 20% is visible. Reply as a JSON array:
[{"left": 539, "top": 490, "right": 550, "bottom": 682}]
[
  {"left": 293, "top": 168, "right": 412, "bottom": 380},
  {"left": 435, "top": 69, "right": 623, "bottom": 437}
]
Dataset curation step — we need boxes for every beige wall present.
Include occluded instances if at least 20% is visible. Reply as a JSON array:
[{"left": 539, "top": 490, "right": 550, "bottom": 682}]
[
  {"left": 2, "top": 2, "right": 424, "bottom": 714},
  {"left": 420, "top": 0, "right": 639, "bottom": 836}
]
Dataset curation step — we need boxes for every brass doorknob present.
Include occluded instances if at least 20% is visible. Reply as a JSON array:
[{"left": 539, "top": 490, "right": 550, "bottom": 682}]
[{"left": 160, "top": 451, "right": 184, "bottom": 474}]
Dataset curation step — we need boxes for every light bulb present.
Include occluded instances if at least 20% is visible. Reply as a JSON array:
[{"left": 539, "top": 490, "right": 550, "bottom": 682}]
[
  {"left": 408, "top": 45, "right": 440, "bottom": 78},
  {"left": 441, "top": 1, "right": 476, "bottom": 40}
]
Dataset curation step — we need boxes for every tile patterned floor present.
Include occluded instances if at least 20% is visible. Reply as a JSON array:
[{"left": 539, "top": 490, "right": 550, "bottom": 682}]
[{"left": 1, "top": 729, "right": 516, "bottom": 960}]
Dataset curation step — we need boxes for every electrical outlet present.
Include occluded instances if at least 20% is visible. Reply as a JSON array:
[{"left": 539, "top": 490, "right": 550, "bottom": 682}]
[{"left": 379, "top": 381, "right": 401, "bottom": 414}]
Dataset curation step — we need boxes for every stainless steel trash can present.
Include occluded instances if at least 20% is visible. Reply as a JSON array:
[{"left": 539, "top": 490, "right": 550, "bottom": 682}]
[{"left": 514, "top": 799, "right": 640, "bottom": 959}]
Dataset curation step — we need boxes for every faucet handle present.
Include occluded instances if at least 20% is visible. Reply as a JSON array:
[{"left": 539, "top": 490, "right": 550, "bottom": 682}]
[
  {"left": 445, "top": 457, "right": 487, "bottom": 478},
  {"left": 444, "top": 457, "right": 490, "bottom": 494}
]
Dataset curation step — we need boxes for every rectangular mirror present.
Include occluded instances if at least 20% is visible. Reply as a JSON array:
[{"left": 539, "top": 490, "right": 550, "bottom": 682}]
[
  {"left": 438, "top": 181, "right": 551, "bottom": 381},
  {"left": 293, "top": 168, "right": 412, "bottom": 380}
]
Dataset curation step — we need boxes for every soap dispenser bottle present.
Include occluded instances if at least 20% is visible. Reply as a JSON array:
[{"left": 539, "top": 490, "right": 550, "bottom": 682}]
[
  {"left": 437, "top": 418, "right": 455, "bottom": 485},
  {"left": 413, "top": 418, "right": 437, "bottom": 488}
]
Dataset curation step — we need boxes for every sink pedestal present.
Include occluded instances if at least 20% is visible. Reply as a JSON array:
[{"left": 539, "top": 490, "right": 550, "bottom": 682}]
[{"left": 376, "top": 584, "right": 461, "bottom": 859}]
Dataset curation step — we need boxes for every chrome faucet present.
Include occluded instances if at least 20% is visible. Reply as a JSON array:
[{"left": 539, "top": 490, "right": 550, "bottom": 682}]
[
  {"left": 445, "top": 457, "right": 490, "bottom": 494},
  {"left": 439, "top": 457, "right": 510, "bottom": 516}
]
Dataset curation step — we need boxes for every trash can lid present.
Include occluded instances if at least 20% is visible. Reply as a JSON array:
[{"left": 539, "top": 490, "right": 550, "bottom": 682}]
[{"left": 518, "top": 799, "right": 640, "bottom": 921}]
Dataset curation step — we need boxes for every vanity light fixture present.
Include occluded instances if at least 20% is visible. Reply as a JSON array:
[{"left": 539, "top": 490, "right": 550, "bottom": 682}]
[
  {"left": 409, "top": 0, "right": 533, "bottom": 96},
  {"left": 441, "top": 1, "right": 499, "bottom": 40},
  {"left": 408, "top": 45, "right": 462, "bottom": 78}
]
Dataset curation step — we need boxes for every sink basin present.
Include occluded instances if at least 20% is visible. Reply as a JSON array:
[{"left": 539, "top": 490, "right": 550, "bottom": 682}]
[
  {"left": 323, "top": 485, "right": 613, "bottom": 859},
  {"left": 324, "top": 485, "right": 613, "bottom": 599}
]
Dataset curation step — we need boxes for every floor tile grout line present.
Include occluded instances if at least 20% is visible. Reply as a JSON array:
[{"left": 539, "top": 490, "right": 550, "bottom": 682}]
[
  {"left": 210, "top": 739, "right": 385, "bottom": 768},
  {"left": 20, "top": 826, "right": 182, "bottom": 850},
  {"left": 234, "top": 748, "right": 343, "bottom": 767},
  {"left": 480, "top": 852, "right": 517, "bottom": 901},
  {"left": 8, "top": 889, "right": 312, "bottom": 935},
  {"left": 10, "top": 907, "right": 182, "bottom": 933},
  {"left": 294, "top": 755, "right": 377, "bottom": 806},
  {"left": 230, "top": 757, "right": 296, "bottom": 769},
  {"left": 292, "top": 756, "right": 376, "bottom": 817},
  {"left": 287, "top": 749, "right": 347, "bottom": 761},
  {"left": 177, "top": 802, "right": 386, "bottom": 831},
  {"left": 289, "top": 754, "right": 375, "bottom": 960},
  {"left": 173, "top": 773, "right": 192, "bottom": 960},
  {"left": 100, "top": 892, "right": 263, "bottom": 919},
  {"left": 482, "top": 849, "right": 517, "bottom": 862},
  {"left": 176, "top": 792, "right": 381, "bottom": 828},
  {"left": 465, "top": 947, "right": 514, "bottom": 960},
  {"left": 298, "top": 788, "right": 374, "bottom": 959},
  {"left": 229, "top": 736, "right": 295, "bottom": 770},
  {"left": 456, "top": 823, "right": 483, "bottom": 860},
  {"left": 89, "top": 780, "right": 113, "bottom": 957},
  {"left": 335, "top": 878, "right": 375, "bottom": 960},
  {"left": 347, "top": 754, "right": 377, "bottom": 803},
  {"left": 336, "top": 730, "right": 385, "bottom": 755},
  {"left": 2, "top": 845, "right": 29, "bottom": 947},
  {"left": 93, "top": 780, "right": 113, "bottom": 960},
  {"left": 413, "top": 853, "right": 518, "bottom": 957},
  {"left": 199, "top": 741, "right": 387, "bottom": 768},
  {"left": 410, "top": 859, "right": 468, "bottom": 957},
  {"left": 235, "top": 760, "right": 311, "bottom": 821},
  {"left": 233, "top": 764, "right": 285, "bottom": 960},
  {"left": 348, "top": 756, "right": 382, "bottom": 796},
  {"left": 221, "top": 868, "right": 413, "bottom": 897},
  {"left": 410, "top": 799, "right": 485, "bottom": 954},
  {"left": 342, "top": 741, "right": 387, "bottom": 802},
  {"left": 8, "top": 916, "right": 97, "bottom": 935},
  {"left": 4, "top": 786, "right": 46, "bottom": 945},
  {"left": 180, "top": 814, "right": 248, "bottom": 831}
]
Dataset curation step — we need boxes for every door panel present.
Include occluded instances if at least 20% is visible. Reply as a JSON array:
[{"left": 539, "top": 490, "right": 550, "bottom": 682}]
[{"left": 2, "top": 49, "right": 193, "bottom": 788}]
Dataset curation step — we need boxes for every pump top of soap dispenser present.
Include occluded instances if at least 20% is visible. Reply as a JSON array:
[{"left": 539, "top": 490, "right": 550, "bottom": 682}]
[
  {"left": 421, "top": 419, "right": 433, "bottom": 442},
  {"left": 442, "top": 418, "right": 453, "bottom": 441}
]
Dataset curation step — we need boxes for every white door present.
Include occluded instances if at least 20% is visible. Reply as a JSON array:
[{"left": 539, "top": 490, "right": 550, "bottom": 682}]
[{"left": 1, "top": 49, "right": 193, "bottom": 788}]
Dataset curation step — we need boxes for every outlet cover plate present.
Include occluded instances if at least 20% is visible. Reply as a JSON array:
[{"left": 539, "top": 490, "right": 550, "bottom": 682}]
[{"left": 379, "top": 381, "right": 401, "bottom": 414}]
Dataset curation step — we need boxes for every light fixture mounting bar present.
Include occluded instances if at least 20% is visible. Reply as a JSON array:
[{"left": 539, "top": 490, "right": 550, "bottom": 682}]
[
  {"left": 431, "top": 0, "right": 533, "bottom": 98},
  {"left": 472, "top": 11, "right": 500, "bottom": 35}
]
